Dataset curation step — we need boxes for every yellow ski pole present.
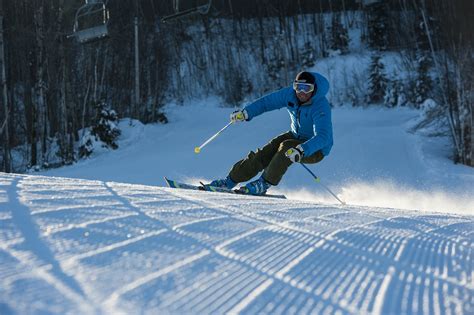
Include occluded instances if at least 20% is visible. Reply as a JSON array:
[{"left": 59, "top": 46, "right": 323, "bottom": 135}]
[{"left": 194, "top": 121, "right": 233, "bottom": 153}]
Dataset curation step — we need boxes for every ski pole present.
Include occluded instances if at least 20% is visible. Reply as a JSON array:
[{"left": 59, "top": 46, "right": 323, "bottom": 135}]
[
  {"left": 194, "top": 121, "right": 233, "bottom": 153},
  {"left": 300, "top": 163, "right": 346, "bottom": 205}
]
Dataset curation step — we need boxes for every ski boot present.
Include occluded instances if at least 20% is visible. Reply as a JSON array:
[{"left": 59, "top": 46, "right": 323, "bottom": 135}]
[
  {"left": 239, "top": 176, "right": 272, "bottom": 196},
  {"left": 203, "top": 175, "right": 237, "bottom": 190}
]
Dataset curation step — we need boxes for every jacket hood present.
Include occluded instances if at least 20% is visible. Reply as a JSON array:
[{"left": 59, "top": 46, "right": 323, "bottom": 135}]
[
  {"left": 310, "top": 72, "right": 329, "bottom": 102},
  {"left": 294, "top": 72, "right": 329, "bottom": 106}
]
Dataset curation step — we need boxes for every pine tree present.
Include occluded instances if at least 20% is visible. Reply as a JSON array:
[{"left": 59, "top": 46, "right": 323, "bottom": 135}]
[
  {"left": 414, "top": 13, "right": 439, "bottom": 52},
  {"left": 384, "top": 72, "right": 408, "bottom": 108},
  {"left": 367, "top": 54, "right": 388, "bottom": 104},
  {"left": 330, "top": 13, "right": 349, "bottom": 55},
  {"left": 79, "top": 101, "right": 121, "bottom": 158},
  {"left": 301, "top": 42, "right": 315, "bottom": 68},
  {"left": 78, "top": 134, "right": 94, "bottom": 158},
  {"left": 92, "top": 101, "right": 121, "bottom": 149},
  {"left": 384, "top": 81, "right": 397, "bottom": 107},
  {"left": 367, "top": 3, "right": 389, "bottom": 51},
  {"left": 414, "top": 52, "right": 433, "bottom": 107},
  {"left": 223, "top": 68, "right": 252, "bottom": 106},
  {"left": 266, "top": 54, "right": 285, "bottom": 83}
]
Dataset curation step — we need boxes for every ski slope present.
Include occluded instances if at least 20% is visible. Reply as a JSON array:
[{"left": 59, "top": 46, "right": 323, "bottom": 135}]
[
  {"left": 5, "top": 98, "right": 474, "bottom": 314},
  {"left": 41, "top": 101, "right": 474, "bottom": 214},
  {"left": 1, "top": 172, "right": 472, "bottom": 314}
]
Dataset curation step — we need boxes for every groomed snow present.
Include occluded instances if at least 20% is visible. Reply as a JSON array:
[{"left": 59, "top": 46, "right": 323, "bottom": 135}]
[
  {"left": 0, "top": 172, "right": 472, "bottom": 314},
  {"left": 1, "top": 99, "right": 473, "bottom": 314},
  {"left": 41, "top": 100, "right": 474, "bottom": 214}
]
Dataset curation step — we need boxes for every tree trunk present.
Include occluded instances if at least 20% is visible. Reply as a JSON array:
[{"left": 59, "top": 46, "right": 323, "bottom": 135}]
[
  {"left": 57, "top": 0, "right": 69, "bottom": 165},
  {"left": 0, "top": 16, "right": 11, "bottom": 172},
  {"left": 33, "top": 4, "right": 47, "bottom": 166}
]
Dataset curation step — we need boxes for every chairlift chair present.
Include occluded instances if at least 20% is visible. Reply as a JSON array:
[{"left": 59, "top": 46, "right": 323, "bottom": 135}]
[
  {"left": 161, "top": 0, "right": 212, "bottom": 23},
  {"left": 358, "top": 0, "right": 382, "bottom": 6},
  {"left": 72, "top": 0, "right": 110, "bottom": 43}
]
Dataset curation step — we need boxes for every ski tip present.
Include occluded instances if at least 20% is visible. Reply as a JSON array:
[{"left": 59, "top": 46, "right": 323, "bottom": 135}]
[
  {"left": 163, "top": 177, "right": 173, "bottom": 187},
  {"left": 198, "top": 182, "right": 207, "bottom": 191}
]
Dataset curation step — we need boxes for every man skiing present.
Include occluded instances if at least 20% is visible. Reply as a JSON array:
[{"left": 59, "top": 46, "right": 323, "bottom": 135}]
[{"left": 204, "top": 71, "right": 333, "bottom": 196}]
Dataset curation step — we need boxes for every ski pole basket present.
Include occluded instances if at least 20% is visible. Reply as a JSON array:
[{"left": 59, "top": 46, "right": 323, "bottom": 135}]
[
  {"left": 161, "top": 0, "right": 212, "bottom": 23},
  {"left": 71, "top": 0, "right": 110, "bottom": 43}
]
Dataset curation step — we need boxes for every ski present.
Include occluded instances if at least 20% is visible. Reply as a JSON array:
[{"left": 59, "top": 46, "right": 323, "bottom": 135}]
[
  {"left": 200, "top": 182, "right": 287, "bottom": 199},
  {"left": 164, "top": 177, "right": 203, "bottom": 191},
  {"left": 164, "top": 177, "right": 286, "bottom": 199}
]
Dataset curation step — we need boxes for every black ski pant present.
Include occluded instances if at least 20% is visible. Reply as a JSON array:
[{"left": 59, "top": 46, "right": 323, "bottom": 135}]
[{"left": 228, "top": 131, "right": 324, "bottom": 185}]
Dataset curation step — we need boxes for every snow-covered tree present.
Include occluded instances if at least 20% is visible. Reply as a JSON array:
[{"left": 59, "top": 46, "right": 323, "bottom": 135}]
[
  {"left": 384, "top": 82, "right": 397, "bottom": 107},
  {"left": 79, "top": 101, "right": 121, "bottom": 158},
  {"left": 329, "top": 13, "right": 349, "bottom": 55},
  {"left": 367, "top": 54, "right": 388, "bottom": 104},
  {"left": 266, "top": 53, "right": 285, "bottom": 83},
  {"left": 92, "top": 101, "right": 121, "bottom": 149},
  {"left": 414, "top": 52, "right": 433, "bottom": 107},
  {"left": 300, "top": 42, "right": 315, "bottom": 68},
  {"left": 223, "top": 68, "right": 252, "bottom": 106},
  {"left": 78, "top": 133, "right": 95, "bottom": 159},
  {"left": 384, "top": 76, "right": 408, "bottom": 108},
  {"left": 366, "top": 3, "right": 390, "bottom": 51}
]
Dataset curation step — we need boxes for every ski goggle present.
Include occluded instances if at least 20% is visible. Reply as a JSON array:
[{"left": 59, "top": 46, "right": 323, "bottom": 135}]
[{"left": 293, "top": 82, "right": 315, "bottom": 94}]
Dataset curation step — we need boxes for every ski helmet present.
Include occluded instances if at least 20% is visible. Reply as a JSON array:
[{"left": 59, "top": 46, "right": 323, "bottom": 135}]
[{"left": 294, "top": 71, "right": 317, "bottom": 96}]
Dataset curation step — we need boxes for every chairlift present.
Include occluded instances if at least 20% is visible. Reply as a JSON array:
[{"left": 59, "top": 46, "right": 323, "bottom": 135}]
[
  {"left": 358, "top": 0, "right": 382, "bottom": 7},
  {"left": 161, "top": 0, "right": 212, "bottom": 23},
  {"left": 71, "top": 0, "right": 110, "bottom": 43}
]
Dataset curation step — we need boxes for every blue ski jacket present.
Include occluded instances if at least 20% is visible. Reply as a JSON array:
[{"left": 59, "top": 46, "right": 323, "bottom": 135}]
[{"left": 244, "top": 72, "right": 333, "bottom": 157}]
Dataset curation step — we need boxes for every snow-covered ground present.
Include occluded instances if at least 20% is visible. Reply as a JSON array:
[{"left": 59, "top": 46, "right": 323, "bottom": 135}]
[
  {"left": 1, "top": 172, "right": 472, "bottom": 314},
  {"left": 1, "top": 99, "right": 472, "bottom": 314},
  {"left": 41, "top": 100, "right": 474, "bottom": 214}
]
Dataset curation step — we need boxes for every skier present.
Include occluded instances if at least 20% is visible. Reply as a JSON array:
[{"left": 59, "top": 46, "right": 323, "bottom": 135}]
[{"left": 204, "top": 71, "right": 333, "bottom": 196}]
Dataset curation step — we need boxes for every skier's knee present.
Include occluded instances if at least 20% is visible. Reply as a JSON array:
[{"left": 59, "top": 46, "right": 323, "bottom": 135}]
[{"left": 278, "top": 140, "right": 296, "bottom": 153}]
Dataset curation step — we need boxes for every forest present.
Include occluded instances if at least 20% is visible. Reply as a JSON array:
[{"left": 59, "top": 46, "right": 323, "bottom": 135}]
[{"left": 0, "top": 0, "right": 472, "bottom": 172}]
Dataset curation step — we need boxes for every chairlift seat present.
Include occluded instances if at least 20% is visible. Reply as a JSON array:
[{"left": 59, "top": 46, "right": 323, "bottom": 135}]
[
  {"left": 75, "top": 24, "right": 108, "bottom": 43},
  {"left": 162, "top": 0, "right": 212, "bottom": 23},
  {"left": 361, "top": 0, "right": 382, "bottom": 6},
  {"left": 72, "top": 0, "right": 109, "bottom": 43}
]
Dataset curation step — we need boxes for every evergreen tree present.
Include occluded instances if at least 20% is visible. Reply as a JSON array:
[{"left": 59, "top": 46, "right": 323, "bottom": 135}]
[
  {"left": 223, "top": 68, "right": 252, "bottom": 106},
  {"left": 414, "top": 52, "right": 433, "bottom": 107},
  {"left": 79, "top": 101, "right": 121, "bottom": 158},
  {"left": 367, "top": 3, "right": 389, "bottom": 51},
  {"left": 367, "top": 54, "right": 388, "bottom": 104},
  {"left": 414, "top": 13, "right": 439, "bottom": 52},
  {"left": 383, "top": 79, "right": 408, "bottom": 108},
  {"left": 78, "top": 134, "right": 95, "bottom": 159},
  {"left": 330, "top": 13, "right": 349, "bottom": 55},
  {"left": 92, "top": 101, "right": 121, "bottom": 149},
  {"left": 301, "top": 42, "right": 315, "bottom": 68},
  {"left": 266, "top": 53, "right": 285, "bottom": 83},
  {"left": 384, "top": 81, "right": 397, "bottom": 107}
]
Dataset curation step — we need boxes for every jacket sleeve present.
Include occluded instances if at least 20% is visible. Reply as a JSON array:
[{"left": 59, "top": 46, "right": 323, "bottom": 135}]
[
  {"left": 244, "top": 87, "right": 290, "bottom": 120},
  {"left": 300, "top": 100, "right": 333, "bottom": 156}
]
